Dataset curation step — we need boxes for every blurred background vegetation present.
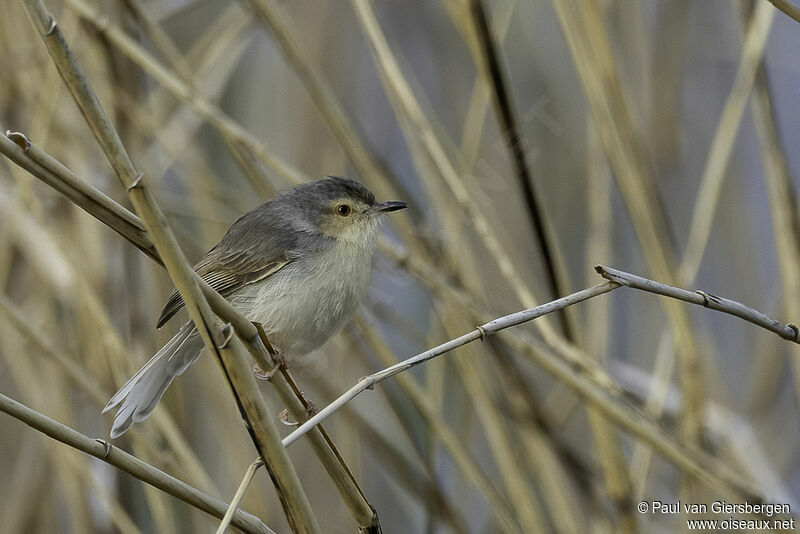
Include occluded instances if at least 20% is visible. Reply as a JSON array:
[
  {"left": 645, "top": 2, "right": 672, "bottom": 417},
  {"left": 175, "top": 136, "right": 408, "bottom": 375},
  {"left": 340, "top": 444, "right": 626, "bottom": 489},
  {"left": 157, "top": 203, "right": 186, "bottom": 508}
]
[{"left": 1, "top": 0, "right": 800, "bottom": 532}]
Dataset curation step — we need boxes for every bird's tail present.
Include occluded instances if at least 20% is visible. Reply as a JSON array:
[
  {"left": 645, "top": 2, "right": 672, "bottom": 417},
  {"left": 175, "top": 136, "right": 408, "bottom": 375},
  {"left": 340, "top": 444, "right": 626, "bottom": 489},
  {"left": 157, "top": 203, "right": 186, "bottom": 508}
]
[{"left": 103, "top": 322, "right": 204, "bottom": 438}]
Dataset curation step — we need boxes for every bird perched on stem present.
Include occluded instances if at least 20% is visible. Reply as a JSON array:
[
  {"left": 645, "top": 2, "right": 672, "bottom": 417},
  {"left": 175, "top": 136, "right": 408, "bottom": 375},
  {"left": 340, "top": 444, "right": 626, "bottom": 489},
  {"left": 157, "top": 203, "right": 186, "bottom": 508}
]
[{"left": 104, "top": 177, "right": 407, "bottom": 438}]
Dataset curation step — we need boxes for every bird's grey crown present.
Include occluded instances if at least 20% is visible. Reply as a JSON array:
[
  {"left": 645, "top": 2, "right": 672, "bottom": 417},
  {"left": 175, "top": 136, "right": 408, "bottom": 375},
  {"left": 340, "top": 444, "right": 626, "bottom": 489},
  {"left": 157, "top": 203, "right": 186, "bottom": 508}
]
[{"left": 280, "top": 176, "right": 376, "bottom": 207}]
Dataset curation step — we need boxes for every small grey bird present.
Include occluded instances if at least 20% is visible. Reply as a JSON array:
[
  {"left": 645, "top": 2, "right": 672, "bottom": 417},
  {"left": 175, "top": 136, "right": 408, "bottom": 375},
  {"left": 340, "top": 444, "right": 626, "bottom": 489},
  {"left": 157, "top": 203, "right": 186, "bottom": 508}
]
[{"left": 104, "top": 177, "right": 407, "bottom": 438}]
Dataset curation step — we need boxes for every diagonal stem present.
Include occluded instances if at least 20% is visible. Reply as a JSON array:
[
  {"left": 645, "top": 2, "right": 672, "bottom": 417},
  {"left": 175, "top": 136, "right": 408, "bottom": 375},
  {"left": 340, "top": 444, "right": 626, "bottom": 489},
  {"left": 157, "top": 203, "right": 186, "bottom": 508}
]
[{"left": 0, "top": 392, "right": 275, "bottom": 534}]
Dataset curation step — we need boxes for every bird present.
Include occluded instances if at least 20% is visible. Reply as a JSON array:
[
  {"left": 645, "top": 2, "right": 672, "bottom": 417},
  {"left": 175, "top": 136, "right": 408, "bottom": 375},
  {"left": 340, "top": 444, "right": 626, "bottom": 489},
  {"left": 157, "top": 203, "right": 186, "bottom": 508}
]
[{"left": 103, "top": 177, "right": 407, "bottom": 438}]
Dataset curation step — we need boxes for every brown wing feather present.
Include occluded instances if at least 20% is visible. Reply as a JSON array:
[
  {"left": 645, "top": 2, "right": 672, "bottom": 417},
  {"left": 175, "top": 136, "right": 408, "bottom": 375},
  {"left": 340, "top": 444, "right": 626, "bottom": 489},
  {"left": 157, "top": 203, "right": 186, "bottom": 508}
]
[{"left": 156, "top": 250, "right": 290, "bottom": 328}]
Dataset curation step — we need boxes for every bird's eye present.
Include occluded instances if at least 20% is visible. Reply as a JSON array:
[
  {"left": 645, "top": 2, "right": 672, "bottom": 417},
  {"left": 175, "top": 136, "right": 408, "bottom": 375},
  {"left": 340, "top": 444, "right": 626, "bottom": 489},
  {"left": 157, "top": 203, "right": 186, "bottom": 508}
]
[{"left": 336, "top": 204, "right": 352, "bottom": 216}]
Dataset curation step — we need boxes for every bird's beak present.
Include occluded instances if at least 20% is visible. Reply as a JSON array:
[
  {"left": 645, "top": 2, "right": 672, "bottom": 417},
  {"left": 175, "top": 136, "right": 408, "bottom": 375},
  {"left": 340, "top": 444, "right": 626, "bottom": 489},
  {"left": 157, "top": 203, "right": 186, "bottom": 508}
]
[{"left": 372, "top": 200, "right": 408, "bottom": 214}]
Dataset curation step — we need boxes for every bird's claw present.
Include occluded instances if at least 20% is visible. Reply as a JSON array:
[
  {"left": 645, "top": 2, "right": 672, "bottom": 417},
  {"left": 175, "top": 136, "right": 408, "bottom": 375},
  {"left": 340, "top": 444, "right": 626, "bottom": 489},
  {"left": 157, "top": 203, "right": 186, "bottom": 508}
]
[
  {"left": 278, "top": 392, "right": 317, "bottom": 426},
  {"left": 253, "top": 353, "right": 286, "bottom": 381},
  {"left": 279, "top": 409, "right": 298, "bottom": 426}
]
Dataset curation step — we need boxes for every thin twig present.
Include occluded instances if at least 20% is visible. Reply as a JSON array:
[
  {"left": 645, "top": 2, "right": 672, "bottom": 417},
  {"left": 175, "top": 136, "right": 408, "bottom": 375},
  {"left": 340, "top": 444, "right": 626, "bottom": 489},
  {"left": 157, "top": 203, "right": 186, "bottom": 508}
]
[
  {"left": 0, "top": 392, "right": 274, "bottom": 534},
  {"left": 595, "top": 265, "right": 800, "bottom": 343},
  {"left": 283, "top": 281, "right": 618, "bottom": 447},
  {"left": 217, "top": 459, "right": 265, "bottom": 534}
]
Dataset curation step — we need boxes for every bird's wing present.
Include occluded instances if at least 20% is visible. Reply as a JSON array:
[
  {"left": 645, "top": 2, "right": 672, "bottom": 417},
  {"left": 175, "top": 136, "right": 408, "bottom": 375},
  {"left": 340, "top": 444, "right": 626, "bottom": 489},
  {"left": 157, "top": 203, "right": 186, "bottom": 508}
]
[{"left": 156, "top": 248, "right": 292, "bottom": 328}]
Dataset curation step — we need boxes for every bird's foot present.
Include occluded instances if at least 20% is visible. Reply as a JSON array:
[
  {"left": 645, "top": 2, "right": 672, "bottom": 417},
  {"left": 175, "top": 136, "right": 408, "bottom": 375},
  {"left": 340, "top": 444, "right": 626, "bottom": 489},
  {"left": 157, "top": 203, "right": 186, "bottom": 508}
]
[
  {"left": 279, "top": 409, "right": 298, "bottom": 426},
  {"left": 278, "top": 392, "right": 317, "bottom": 426},
  {"left": 253, "top": 351, "right": 286, "bottom": 381}
]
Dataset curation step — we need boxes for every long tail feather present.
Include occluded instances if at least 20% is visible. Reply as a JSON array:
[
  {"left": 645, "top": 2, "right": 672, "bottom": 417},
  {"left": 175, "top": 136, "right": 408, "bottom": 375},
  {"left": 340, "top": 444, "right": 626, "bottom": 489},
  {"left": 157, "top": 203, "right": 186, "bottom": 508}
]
[{"left": 104, "top": 322, "right": 204, "bottom": 438}]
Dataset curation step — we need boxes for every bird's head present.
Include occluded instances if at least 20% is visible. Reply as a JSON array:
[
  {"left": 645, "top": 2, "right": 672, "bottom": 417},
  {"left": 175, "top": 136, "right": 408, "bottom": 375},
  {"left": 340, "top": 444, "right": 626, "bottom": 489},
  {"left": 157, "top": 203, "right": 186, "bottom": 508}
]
[{"left": 286, "top": 177, "right": 407, "bottom": 246}]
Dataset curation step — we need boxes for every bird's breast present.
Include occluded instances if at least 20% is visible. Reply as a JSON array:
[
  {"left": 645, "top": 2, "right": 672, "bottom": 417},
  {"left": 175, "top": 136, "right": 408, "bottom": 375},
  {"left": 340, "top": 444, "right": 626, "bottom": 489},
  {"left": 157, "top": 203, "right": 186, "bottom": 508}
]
[{"left": 231, "top": 241, "right": 374, "bottom": 356}]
